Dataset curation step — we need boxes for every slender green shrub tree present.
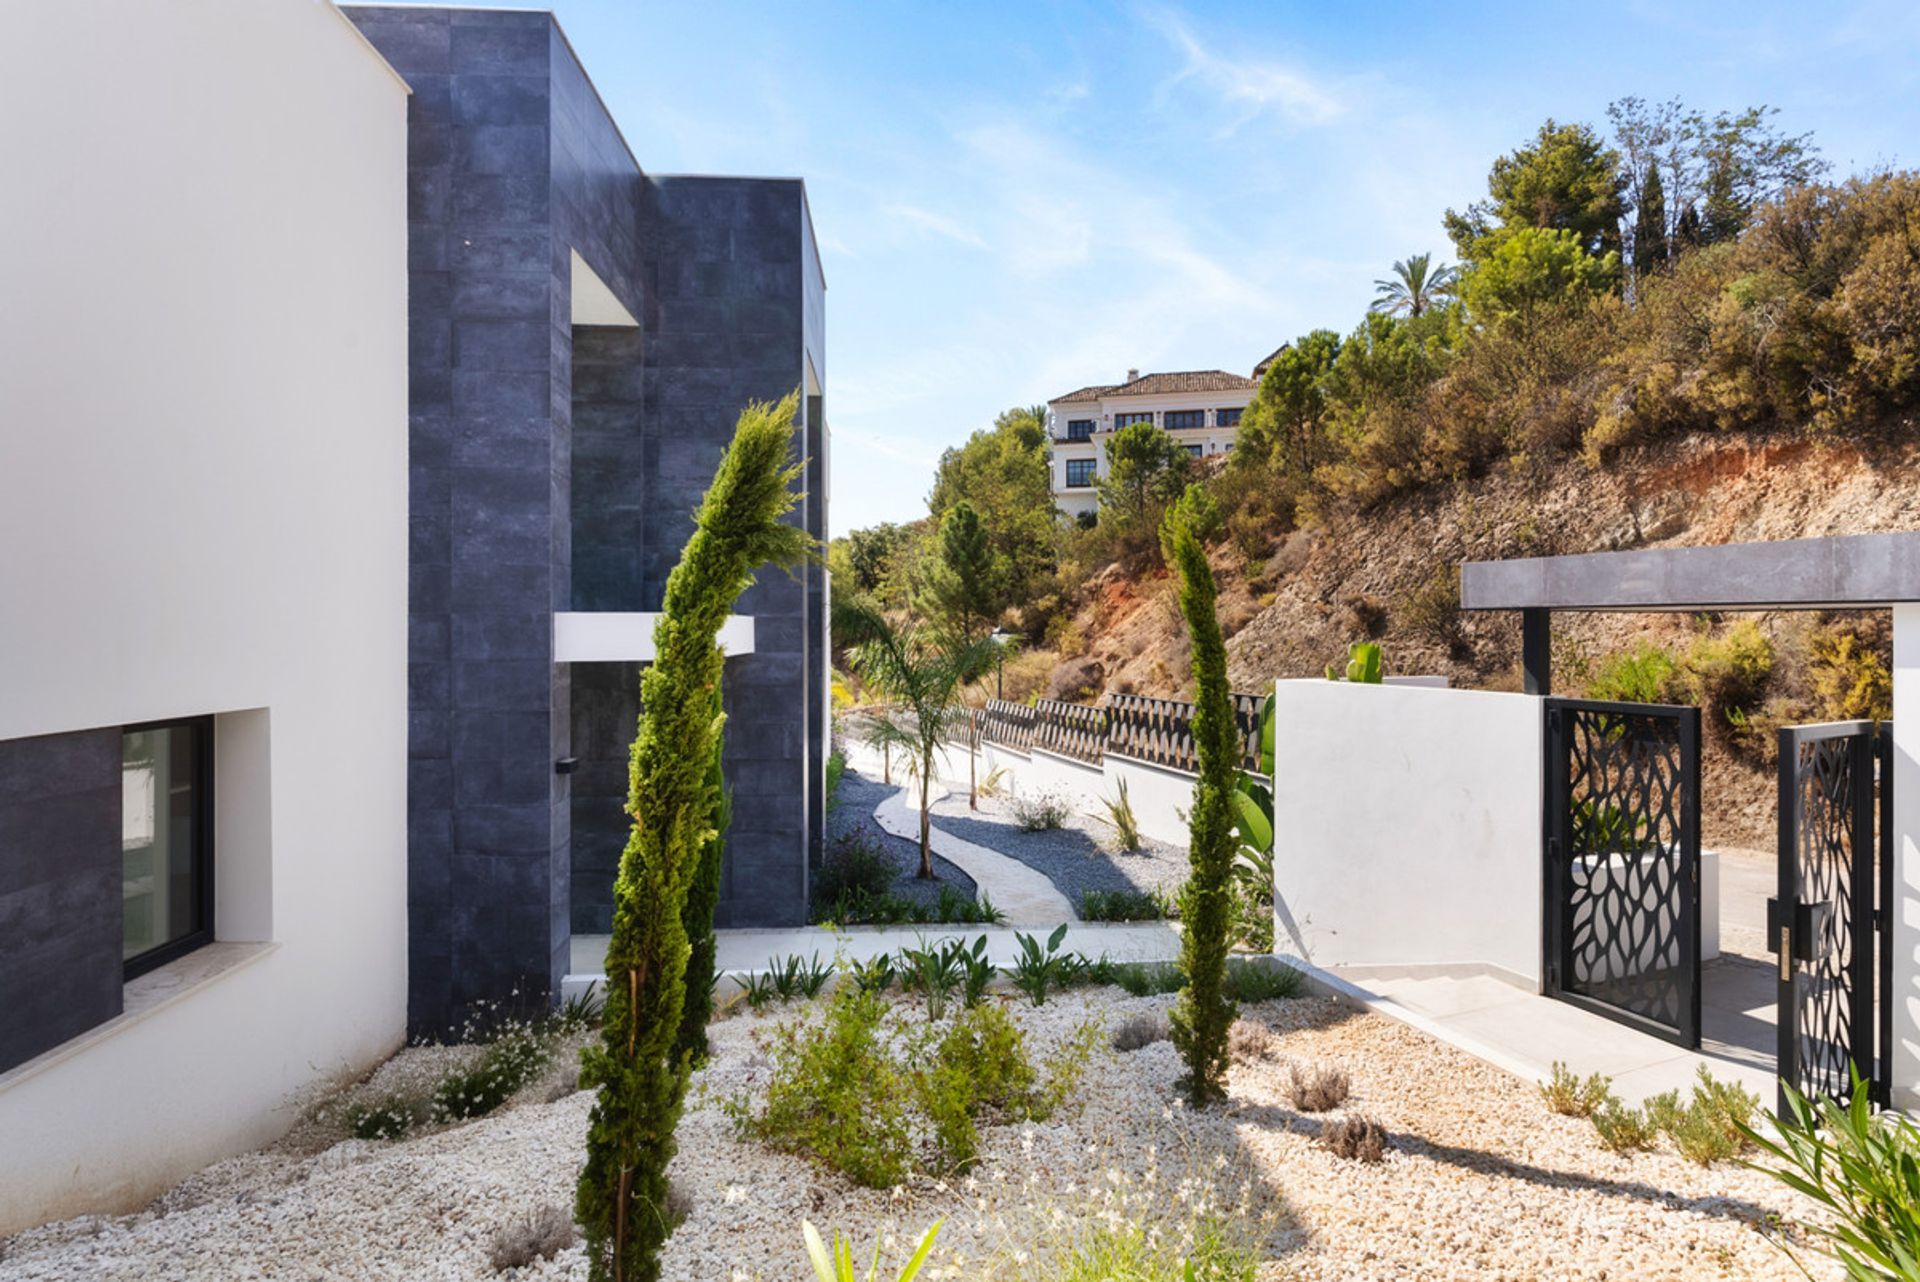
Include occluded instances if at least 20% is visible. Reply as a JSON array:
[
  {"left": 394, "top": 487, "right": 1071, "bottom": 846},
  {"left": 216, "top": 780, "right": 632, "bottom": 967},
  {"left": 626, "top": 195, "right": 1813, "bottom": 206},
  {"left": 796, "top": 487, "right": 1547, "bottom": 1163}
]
[
  {"left": 577, "top": 394, "right": 813, "bottom": 1282},
  {"left": 1163, "top": 485, "right": 1238, "bottom": 1104},
  {"left": 673, "top": 695, "right": 728, "bottom": 1065}
]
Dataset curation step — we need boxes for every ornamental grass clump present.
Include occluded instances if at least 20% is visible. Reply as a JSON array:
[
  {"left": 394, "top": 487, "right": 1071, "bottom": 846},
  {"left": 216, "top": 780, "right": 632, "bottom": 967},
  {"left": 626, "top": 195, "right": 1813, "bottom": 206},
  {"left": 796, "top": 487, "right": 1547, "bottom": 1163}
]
[
  {"left": 1163, "top": 485, "right": 1238, "bottom": 1105},
  {"left": 576, "top": 394, "right": 814, "bottom": 1282}
]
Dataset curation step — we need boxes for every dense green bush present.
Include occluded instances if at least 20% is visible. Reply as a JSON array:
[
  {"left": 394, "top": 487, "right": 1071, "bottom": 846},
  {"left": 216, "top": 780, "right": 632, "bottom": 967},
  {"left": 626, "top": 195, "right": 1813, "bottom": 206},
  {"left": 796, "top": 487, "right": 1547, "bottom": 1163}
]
[
  {"left": 733, "top": 985, "right": 914, "bottom": 1188},
  {"left": 1585, "top": 640, "right": 1680, "bottom": 704},
  {"left": 1078, "top": 887, "right": 1171, "bottom": 922},
  {"left": 1811, "top": 625, "right": 1894, "bottom": 721}
]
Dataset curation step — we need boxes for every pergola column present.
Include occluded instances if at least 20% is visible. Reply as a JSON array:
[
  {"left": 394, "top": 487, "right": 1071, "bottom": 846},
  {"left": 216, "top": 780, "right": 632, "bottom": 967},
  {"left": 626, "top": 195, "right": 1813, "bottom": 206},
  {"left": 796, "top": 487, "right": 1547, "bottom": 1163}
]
[
  {"left": 1891, "top": 604, "right": 1920, "bottom": 1109},
  {"left": 1521, "top": 608, "right": 1551, "bottom": 697}
]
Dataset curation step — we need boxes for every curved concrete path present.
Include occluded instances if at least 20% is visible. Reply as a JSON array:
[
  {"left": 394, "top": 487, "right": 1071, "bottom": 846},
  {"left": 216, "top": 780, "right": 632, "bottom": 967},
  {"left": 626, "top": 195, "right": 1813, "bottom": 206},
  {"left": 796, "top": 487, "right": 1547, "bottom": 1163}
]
[{"left": 844, "top": 739, "right": 1078, "bottom": 925}]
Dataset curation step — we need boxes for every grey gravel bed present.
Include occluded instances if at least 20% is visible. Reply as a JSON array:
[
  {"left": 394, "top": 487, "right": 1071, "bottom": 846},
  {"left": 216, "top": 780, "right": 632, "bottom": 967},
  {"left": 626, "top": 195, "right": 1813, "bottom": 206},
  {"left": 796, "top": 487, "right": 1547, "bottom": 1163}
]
[
  {"left": 824, "top": 768, "right": 977, "bottom": 910},
  {"left": 928, "top": 787, "right": 1189, "bottom": 912}
]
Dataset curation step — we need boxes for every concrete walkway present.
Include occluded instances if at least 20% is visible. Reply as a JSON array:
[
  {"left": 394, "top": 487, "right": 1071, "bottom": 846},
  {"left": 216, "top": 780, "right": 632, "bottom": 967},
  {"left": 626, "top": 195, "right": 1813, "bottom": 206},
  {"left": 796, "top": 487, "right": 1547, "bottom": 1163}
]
[{"left": 843, "top": 737, "right": 1078, "bottom": 925}]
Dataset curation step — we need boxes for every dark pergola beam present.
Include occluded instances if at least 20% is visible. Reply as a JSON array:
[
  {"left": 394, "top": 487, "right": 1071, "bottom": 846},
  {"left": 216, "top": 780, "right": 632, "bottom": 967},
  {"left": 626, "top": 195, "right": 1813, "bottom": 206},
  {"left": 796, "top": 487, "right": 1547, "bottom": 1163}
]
[
  {"left": 1461, "top": 533, "right": 1920, "bottom": 615},
  {"left": 1522, "top": 608, "right": 1551, "bottom": 696}
]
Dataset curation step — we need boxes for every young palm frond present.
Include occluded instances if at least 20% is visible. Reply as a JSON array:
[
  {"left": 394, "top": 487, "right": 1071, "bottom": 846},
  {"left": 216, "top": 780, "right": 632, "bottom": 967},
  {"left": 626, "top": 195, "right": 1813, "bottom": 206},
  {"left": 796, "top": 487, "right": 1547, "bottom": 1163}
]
[
  {"left": 1370, "top": 251, "right": 1459, "bottom": 317},
  {"left": 836, "top": 600, "right": 998, "bottom": 878}
]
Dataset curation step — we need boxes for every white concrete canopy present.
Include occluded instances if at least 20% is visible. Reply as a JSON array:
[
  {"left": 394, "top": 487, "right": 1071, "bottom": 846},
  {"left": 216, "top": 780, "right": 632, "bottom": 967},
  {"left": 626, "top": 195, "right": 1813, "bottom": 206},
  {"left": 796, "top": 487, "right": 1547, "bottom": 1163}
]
[{"left": 551, "top": 611, "right": 754, "bottom": 663}]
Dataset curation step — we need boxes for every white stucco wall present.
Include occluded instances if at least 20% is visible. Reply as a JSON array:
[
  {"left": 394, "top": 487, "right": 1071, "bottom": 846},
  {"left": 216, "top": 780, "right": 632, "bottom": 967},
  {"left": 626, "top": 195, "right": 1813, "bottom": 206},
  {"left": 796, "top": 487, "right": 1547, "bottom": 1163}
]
[
  {"left": 0, "top": 0, "right": 409, "bottom": 1230},
  {"left": 973, "top": 743, "right": 1200, "bottom": 848},
  {"left": 1271, "top": 679, "right": 1545, "bottom": 987}
]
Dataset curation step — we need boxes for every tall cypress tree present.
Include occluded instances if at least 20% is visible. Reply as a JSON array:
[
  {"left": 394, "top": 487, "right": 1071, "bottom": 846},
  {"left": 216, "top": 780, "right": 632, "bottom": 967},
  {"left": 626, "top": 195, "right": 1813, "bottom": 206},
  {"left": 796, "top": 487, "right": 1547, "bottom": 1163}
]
[
  {"left": 673, "top": 694, "right": 728, "bottom": 1065},
  {"left": 1163, "top": 485, "right": 1237, "bottom": 1105},
  {"left": 1633, "top": 160, "right": 1668, "bottom": 277},
  {"left": 576, "top": 394, "right": 813, "bottom": 1282}
]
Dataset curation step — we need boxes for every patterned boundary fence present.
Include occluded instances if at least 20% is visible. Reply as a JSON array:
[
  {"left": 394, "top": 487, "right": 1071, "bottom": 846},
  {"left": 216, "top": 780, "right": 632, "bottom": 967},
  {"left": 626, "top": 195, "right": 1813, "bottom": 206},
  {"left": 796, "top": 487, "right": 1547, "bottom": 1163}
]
[
  {"left": 1031, "top": 698, "right": 1108, "bottom": 763},
  {"left": 977, "top": 691, "right": 1266, "bottom": 776}
]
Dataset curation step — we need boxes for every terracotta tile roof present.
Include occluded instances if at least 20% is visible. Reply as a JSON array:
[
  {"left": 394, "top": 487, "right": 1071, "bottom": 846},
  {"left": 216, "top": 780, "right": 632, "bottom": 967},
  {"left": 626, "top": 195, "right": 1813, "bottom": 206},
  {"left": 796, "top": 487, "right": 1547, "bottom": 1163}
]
[
  {"left": 1252, "top": 345, "right": 1290, "bottom": 378},
  {"left": 1048, "top": 369, "right": 1257, "bottom": 404}
]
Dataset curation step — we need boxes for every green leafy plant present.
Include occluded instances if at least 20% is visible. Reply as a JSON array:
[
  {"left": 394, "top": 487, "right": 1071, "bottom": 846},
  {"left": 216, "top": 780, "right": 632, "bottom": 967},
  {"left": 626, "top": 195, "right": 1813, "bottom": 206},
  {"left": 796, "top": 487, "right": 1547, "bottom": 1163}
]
[
  {"left": 1667, "top": 1066, "right": 1758, "bottom": 1165},
  {"left": 1223, "top": 958, "right": 1305, "bottom": 1003},
  {"left": 1011, "top": 791, "right": 1072, "bottom": 831},
  {"left": 1571, "top": 797, "right": 1642, "bottom": 853},
  {"left": 846, "top": 953, "right": 898, "bottom": 994},
  {"left": 433, "top": 1024, "right": 553, "bottom": 1122},
  {"left": 731, "top": 985, "right": 913, "bottom": 1189},
  {"left": 1541, "top": 1061, "right": 1612, "bottom": 1118},
  {"left": 1585, "top": 640, "right": 1679, "bottom": 704},
  {"left": 1590, "top": 1098, "right": 1659, "bottom": 1152},
  {"left": 578, "top": 394, "right": 814, "bottom": 1282},
  {"left": 823, "top": 749, "right": 847, "bottom": 814},
  {"left": 1100, "top": 779, "right": 1143, "bottom": 851},
  {"left": 955, "top": 935, "right": 995, "bottom": 1008},
  {"left": 1079, "top": 887, "right": 1172, "bottom": 921},
  {"left": 1741, "top": 1068, "right": 1920, "bottom": 1280},
  {"left": 1229, "top": 696, "right": 1277, "bottom": 953},
  {"left": 914, "top": 1003, "right": 1041, "bottom": 1169},
  {"left": 1324, "top": 640, "right": 1383, "bottom": 683},
  {"left": 1105, "top": 961, "right": 1187, "bottom": 997},
  {"left": 344, "top": 1096, "right": 419, "bottom": 1141},
  {"left": 1008, "top": 924, "right": 1075, "bottom": 1006},
  {"left": 803, "top": 1220, "right": 941, "bottom": 1282},
  {"left": 1164, "top": 485, "right": 1239, "bottom": 1106},
  {"left": 899, "top": 938, "right": 965, "bottom": 1021}
]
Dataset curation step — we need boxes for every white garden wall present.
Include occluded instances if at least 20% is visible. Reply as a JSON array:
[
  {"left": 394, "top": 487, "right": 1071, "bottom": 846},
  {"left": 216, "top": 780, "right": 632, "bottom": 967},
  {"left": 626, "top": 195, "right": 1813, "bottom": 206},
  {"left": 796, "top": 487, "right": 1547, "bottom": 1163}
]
[
  {"left": 0, "top": 0, "right": 408, "bottom": 1231},
  {"left": 975, "top": 742, "right": 1198, "bottom": 847},
  {"left": 1270, "top": 679, "right": 1545, "bottom": 988}
]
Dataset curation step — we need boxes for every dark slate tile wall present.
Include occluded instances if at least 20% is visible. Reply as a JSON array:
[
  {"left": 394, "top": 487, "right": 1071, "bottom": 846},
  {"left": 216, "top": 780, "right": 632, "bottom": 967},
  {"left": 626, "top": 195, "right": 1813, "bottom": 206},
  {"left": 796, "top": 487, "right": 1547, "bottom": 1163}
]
[
  {"left": 351, "top": 5, "right": 579, "bottom": 1033},
  {"left": 643, "top": 177, "right": 815, "bottom": 928},
  {"left": 566, "top": 661, "right": 638, "bottom": 934},
  {"left": 0, "top": 729, "right": 122, "bottom": 1073}
]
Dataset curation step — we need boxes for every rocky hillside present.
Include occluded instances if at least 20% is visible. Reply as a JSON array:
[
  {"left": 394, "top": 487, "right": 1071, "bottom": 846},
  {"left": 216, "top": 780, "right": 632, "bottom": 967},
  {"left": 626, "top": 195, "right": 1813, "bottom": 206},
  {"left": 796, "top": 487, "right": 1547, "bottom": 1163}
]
[{"left": 1019, "top": 432, "right": 1920, "bottom": 849}]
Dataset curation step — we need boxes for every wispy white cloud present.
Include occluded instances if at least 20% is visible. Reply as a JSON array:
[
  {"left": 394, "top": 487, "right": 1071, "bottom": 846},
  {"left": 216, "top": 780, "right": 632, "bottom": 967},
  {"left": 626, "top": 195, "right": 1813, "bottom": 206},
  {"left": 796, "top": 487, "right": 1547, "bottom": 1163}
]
[
  {"left": 882, "top": 203, "right": 989, "bottom": 249},
  {"left": 1142, "top": 6, "right": 1344, "bottom": 132}
]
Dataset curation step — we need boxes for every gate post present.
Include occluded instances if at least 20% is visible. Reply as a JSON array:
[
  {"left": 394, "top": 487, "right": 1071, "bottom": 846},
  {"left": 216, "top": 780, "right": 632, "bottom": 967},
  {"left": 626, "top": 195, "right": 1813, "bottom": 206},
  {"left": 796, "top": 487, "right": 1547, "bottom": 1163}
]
[{"left": 1891, "top": 604, "right": 1920, "bottom": 1109}]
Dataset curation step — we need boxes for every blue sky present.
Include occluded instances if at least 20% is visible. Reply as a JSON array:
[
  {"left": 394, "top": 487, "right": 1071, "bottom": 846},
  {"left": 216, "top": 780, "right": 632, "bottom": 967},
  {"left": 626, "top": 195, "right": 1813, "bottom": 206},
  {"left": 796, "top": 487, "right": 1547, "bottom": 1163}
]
[{"left": 524, "top": 0, "right": 1920, "bottom": 535}]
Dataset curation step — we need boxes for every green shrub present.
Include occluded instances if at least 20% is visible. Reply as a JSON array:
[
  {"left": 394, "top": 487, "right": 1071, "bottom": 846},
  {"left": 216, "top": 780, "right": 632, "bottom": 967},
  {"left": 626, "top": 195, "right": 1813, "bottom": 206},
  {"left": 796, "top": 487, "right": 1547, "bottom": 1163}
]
[
  {"left": 899, "top": 938, "right": 965, "bottom": 1022},
  {"left": 1017, "top": 1216, "right": 1258, "bottom": 1282},
  {"left": 1541, "top": 1061, "right": 1612, "bottom": 1118},
  {"left": 1011, "top": 791, "right": 1072, "bottom": 831},
  {"left": 1678, "top": 620, "right": 1773, "bottom": 735},
  {"left": 345, "top": 1096, "right": 419, "bottom": 1141},
  {"left": 433, "top": 1026, "right": 553, "bottom": 1122},
  {"left": 1079, "top": 888, "right": 1171, "bottom": 922},
  {"left": 1590, "top": 1099, "right": 1658, "bottom": 1153},
  {"left": 1664, "top": 1066, "right": 1758, "bottom": 1165},
  {"left": 1811, "top": 626, "right": 1893, "bottom": 721},
  {"left": 1397, "top": 564, "right": 1465, "bottom": 654},
  {"left": 845, "top": 953, "right": 897, "bottom": 994},
  {"left": 1105, "top": 961, "right": 1187, "bottom": 997},
  {"left": 915, "top": 1004, "right": 1041, "bottom": 1170},
  {"left": 1223, "top": 959, "right": 1304, "bottom": 1003},
  {"left": 1586, "top": 640, "right": 1680, "bottom": 704},
  {"left": 1742, "top": 1069, "right": 1920, "bottom": 1280},
  {"left": 811, "top": 826, "right": 898, "bottom": 921},
  {"left": 732, "top": 985, "right": 913, "bottom": 1189},
  {"left": 823, "top": 749, "right": 847, "bottom": 814}
]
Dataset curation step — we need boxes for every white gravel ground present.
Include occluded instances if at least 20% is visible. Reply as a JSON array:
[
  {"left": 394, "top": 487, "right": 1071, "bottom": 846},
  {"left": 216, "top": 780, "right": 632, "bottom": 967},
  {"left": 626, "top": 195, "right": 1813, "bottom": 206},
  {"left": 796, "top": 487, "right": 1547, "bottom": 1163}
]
[{"left": 0, "top": 990, "right": 1837, "bottom": 1282}]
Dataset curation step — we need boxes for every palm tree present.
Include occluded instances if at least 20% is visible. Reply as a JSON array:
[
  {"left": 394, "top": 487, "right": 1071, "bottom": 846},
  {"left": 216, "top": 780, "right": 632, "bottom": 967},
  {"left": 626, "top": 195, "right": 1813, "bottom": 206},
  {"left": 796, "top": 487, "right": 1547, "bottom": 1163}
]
[
  {"left": 837, "top": 600, "right": 999, "bottom": 878},
  {"left": 1370, "top": 252, "right": 1458, "bottom": 317}
]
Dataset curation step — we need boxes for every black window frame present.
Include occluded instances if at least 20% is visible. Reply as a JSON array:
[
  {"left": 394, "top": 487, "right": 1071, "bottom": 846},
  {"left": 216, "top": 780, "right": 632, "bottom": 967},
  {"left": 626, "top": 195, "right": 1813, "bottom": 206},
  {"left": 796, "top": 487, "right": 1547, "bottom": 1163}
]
[
  {"left": 1065, "top": 419, "right": 1094, "bottom": 441},
  {"left": 1164, "top": 409, "right": 1206, "bottom": 430},
  {"left": 1064, "top": 458, "right": 1097, "bottom": 488},
  {"left": 1217, "top": 407, "right": 1243, "bottom": 427},
  {"left": 121, "top": 715, "right": 215, "bottom": 980},
  {"left": 1112, "top": 411, "right": 1154, "bottom": 429},
  {"left": 1185, "top": 444, "right": 1204, "bottom": 458}
]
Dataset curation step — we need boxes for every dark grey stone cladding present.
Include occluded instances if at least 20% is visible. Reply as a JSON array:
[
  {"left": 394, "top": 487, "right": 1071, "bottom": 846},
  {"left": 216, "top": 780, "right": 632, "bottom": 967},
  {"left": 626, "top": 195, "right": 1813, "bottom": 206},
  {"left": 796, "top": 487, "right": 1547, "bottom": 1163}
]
[
  {"left": 345, "top": 6, "right": 826, "bottom": 1027},
  {"left": 0, "top": 729, "right": 122, "bottom": 1073}
]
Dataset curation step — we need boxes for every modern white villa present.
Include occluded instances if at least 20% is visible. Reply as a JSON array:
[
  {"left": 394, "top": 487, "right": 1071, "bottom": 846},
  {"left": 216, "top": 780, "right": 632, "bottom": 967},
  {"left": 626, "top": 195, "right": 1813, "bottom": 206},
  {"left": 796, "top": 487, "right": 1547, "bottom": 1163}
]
[
  {"left": 1044, "top": 366, "right": 1262, "bottom": 518},
  {"left": 0, "top": 0, "right": 827, "bottom": 1236}
]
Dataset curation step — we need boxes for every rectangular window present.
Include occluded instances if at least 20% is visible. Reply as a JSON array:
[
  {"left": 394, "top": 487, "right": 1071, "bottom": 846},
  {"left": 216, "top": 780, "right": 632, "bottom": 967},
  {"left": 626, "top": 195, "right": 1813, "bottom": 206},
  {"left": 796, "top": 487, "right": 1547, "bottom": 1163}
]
[
  {"left": 1065, "top": 419, "right": 1094, "bottom": 441},
  {"left": 122, "top": 719, "right": 212, "bottom": 978},
  {"left": 1065, "top": 458, "right": 1096, "bottom": 488},
  {"left": 1113, "top": 412, "right": 1154, "bottom": 429},
  {"left": 1164, "top": 409, "right": 1205, "bottom": 430},
  {"left": 1216, "top": 407, "right": 1243, "bottom": 427},
  {"left": 1185, "top": 445, "right": 1204, "bottom": 458}
]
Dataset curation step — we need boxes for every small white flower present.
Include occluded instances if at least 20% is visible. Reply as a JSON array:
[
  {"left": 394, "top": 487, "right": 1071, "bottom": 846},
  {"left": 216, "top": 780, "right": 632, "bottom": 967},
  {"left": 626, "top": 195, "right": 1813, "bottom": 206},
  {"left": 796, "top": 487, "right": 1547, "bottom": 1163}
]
[{"left": 723, "top": 1184, "right": 746, "bottom": 1205}]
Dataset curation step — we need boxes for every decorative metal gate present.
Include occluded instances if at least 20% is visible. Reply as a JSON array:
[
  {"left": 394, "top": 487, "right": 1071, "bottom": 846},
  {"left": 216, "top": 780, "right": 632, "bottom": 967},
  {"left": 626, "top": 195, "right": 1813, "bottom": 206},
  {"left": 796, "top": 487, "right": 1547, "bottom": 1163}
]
[
  {"left": 1544, "top": 699, "right": 1702, "bottom": 1047},
  {"left": 1774, "top": 721, "right": 1890, "bottom": 1107}
]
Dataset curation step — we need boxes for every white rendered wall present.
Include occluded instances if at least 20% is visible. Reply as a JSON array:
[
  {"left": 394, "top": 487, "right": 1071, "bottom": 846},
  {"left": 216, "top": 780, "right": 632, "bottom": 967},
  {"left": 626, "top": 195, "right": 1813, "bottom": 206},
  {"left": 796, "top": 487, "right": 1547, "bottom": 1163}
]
[
  {"left": 974, "top": 743, "right": 1199, "bottom": 848},
  {"left": 1271, "top": 679, "right": 1545, "bottom": 987},
  {"left": 1890, "top": 604, "right": 1920, "bottom": 1109},
  {"left": 0, "top": 0, "right": 409, "bottom": 1231}
]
